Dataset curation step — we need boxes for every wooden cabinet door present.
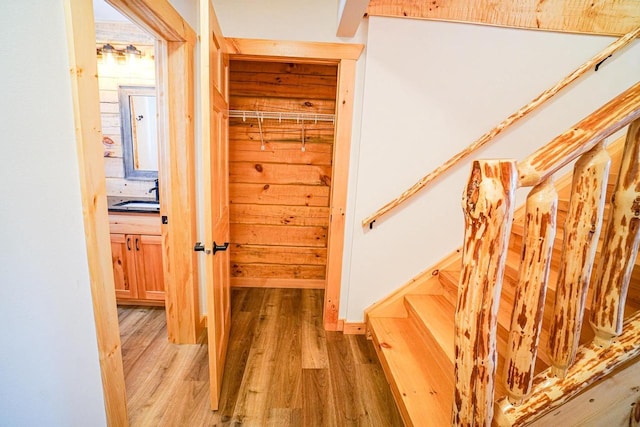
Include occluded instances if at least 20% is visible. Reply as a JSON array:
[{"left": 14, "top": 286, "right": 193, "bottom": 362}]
[
  {"left": 134, "top": 234, "right": 165, "bottom": 302},
  {"left": 110, "top": 233, "right": 138, "bottom": 299}
]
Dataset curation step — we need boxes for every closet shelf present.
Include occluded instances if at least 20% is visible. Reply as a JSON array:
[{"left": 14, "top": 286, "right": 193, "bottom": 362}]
[{"left": 228, "top": 109, "right": 335, "bottom": 124}]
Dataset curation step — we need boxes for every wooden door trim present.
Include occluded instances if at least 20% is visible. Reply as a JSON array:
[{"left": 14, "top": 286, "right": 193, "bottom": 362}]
[
  {"left": 64, "top": 1, "right": 127, "bottom": 424},
  {"left": 66, "top": 0, "right": 198, "bottom": 424},
  {"left": 227, "top": 38, "right": 364, "bottom": 331},
  {"left": 107, "top": 0, "right": 201, "bottom": 344},
  {"left": 226, "top": 38, "right": 364, "bottom": 62}
]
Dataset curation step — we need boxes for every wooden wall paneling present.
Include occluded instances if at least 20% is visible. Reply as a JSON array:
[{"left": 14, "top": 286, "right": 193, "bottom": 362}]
[
  {"left": 231, "top": 245, "right": 327, "bottom": 265},
  {"left": 324, "top": 59, "right": 357, "bottom": 331},
  {"left": 230, "top": 73, "right": 338, "bottom": 99},
  {"left": 63, "top": 0, "right": 128, "bottom": 424},
  {"left": 230, "top": 224, "right": 328, "bottom": 247},
  {"left": 232, "top": 264, "right": 326, "bottom": 280},
  {"left": 231, "top": 96, "right": 336, "bottom": 114},
  {"left": 230, "top": 278, "right": 326, "bottom": 289},
  {"left": 228, "top": 60, "right": 337, "bottom": 292},
  {"left": 231, "top": 60, "right": 340, "bottom": 76},
  {"left": 229, "top": 162, "right": 332, "bottom": 186},
  {"left": 95, "top": 21, "right": 155, "bottom": 44},
  {"left": 231, "top": 124, "right": 335, "bottom": 144},
  {"left": 229, "top": 205, "right": 330, "bottom": 226},
  {"left": 229, "top": 183, "right": 330, "bottom": 206},
  {"left": 96, "top": 37, "right": 155, "bottom": 198},
  {"left": 230, "top": 140, "right": 334, "bottom": 166},
  {"left": 367, "top": 0, "right": 640, "bottom": 37},
  {"left": 106, "top": 178, "right": 157, "bottom": 197}
]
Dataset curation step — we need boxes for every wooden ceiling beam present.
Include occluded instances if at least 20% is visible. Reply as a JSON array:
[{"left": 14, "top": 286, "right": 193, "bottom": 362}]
[
  {"left": 367, "top": 0, "right": 640, "bottom": 37},
  {"left": 337, "top": 0, "right": 370, "bottom": 37}
]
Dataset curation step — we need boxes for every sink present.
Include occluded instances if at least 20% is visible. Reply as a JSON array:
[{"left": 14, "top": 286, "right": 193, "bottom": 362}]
[{"left": 114, "top": 200, "right": 160, "bottom": 210}]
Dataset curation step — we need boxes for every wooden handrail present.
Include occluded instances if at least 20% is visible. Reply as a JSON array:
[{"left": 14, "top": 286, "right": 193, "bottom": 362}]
[
  {"left": 361, "top": 26, "right": 640, "bottom": 229},
  {"left": 517, "top": 81, "right": 640, "bottom": 187}
]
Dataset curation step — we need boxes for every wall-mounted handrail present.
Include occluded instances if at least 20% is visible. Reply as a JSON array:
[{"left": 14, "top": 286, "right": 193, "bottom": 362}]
[
  {"left": 362, "top": 26, "right": 640, "bottom": 229},
  {"left": 517, "top": 81, "right": 640, "bottom": 187}
]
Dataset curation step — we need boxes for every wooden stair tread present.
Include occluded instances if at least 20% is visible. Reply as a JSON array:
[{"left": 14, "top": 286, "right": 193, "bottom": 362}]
[{"left": 368, "top": 317, "right": 453, "bottom": 427}]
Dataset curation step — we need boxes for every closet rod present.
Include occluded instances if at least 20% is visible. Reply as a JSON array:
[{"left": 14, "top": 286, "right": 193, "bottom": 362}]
[{"left": 228, "top": 110, "right": 335, "bottom": 124}]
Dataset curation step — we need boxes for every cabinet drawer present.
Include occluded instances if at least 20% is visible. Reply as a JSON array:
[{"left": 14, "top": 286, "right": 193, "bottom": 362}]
[{"left": 109, "top": 213, "right": 161, "bottom": 235}]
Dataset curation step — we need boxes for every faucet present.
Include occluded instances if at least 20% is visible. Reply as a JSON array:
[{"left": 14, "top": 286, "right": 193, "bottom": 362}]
[{"left": 148, "top": 178, "right": 159, "bottom": 202}]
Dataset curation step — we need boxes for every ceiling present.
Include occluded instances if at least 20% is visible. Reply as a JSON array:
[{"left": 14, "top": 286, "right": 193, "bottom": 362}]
[{"left": 93, "top": 0, "right": 128, "bottom": 22}]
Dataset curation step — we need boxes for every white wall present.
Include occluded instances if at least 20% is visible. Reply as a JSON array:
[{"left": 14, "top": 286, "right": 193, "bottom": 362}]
[
  {"left": 0, "top": 1, "right": 107, "bottom": 425},
  {"left": 344, "top": 17, "right": 639, "bottom": 321}
]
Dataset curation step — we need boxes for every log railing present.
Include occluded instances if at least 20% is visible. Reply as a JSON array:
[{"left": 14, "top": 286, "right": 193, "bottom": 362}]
[
  {"left": 362, "top": 26, "right": 640, "bottom": 230},
  {"left": 453, "top": 81, "right": 640, "bottom": 426}
]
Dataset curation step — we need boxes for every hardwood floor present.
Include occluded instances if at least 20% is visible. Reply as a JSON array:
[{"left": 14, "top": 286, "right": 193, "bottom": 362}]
[{"left": 118, "top": 288, "right": 403, "bottom": 426}]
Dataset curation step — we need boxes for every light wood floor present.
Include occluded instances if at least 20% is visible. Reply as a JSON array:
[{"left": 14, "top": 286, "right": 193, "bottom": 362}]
[{"left": 118, "top": 288, "right": 403, "bottom": 426}]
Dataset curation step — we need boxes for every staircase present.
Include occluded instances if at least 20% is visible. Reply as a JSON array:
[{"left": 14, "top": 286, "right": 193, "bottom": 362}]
[{"left": 366, "top": 84, "right": 640, "bottom": 426}]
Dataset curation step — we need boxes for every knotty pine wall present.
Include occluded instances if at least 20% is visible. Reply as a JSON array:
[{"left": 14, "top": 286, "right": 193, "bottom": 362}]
[
  {"left": 228, "top": 61, "right": 338, "bottom": 289},
  {"left": 96, "top": 22, "right": 156, "bottom": 200}
]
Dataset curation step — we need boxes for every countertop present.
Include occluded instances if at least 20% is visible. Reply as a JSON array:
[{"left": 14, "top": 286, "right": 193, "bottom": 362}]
[{"left": 107, "top": 196, "right": 160, "bottom": 214}]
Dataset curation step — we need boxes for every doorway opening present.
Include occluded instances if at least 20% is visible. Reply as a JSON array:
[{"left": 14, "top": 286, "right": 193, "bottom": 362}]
[
  {"left": 227, "top": 60, "right": 338, "bottom": 291},
  {"left": 94, "top": 2, "right": 167, "bottom": 308}
]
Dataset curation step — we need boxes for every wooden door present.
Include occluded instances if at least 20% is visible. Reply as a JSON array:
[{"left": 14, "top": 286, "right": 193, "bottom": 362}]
[
  {"left": 200, "top": 0, "right": 231, "bottom": 410},
  {"left": 110, "top": 233, "right": 138, "bottom": 299},
  {"left": 134, "top": 234, "right": 165, "bottom": 302}
]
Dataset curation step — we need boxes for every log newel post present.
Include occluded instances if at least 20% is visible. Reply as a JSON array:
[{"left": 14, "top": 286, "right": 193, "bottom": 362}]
[
  {"left": 503, "top": 178, "right": 557, "bottom": 405},
  {"left": 590, "top": 120, "right": 640, "bottom": 346},
  {"left": 548, "top": 141, "right": 611, "bottom": 378},
  {"left": 452, "top": 160, "right": 517, "bottom": 427}
]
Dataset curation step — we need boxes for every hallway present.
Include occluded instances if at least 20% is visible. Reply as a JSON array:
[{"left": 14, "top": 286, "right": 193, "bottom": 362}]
[{"left": 118, "top": 288, "right": 402, "bottom": 426}]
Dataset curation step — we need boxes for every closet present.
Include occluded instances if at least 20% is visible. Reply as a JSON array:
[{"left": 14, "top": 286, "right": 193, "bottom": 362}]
[{"left": 228, "top": 60, "right": 339, "bottom": 289}]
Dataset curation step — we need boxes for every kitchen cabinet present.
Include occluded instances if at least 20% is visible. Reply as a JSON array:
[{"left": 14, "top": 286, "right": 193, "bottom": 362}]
[{"left": 109, "top": 213, "right": 164, "bottom": 305}]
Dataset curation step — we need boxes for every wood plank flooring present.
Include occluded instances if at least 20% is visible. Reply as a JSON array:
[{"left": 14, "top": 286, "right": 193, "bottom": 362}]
[{"left": 118, "top": 288, "right": 403, "bottom": 426}]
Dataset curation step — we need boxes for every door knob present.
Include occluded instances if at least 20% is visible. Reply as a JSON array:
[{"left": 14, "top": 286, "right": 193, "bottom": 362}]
[{"left": 213, "top": 241, "right": 229, "bottom": 255}]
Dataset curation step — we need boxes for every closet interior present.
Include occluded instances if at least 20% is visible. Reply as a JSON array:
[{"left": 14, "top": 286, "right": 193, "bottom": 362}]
[{"left": 228, "top": 60, "right": 339, "bottom": 289}]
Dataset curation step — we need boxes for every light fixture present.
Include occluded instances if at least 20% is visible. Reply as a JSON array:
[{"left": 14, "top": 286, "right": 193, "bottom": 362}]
[
  {"left": 96, "top": 43, "right": 143, "bottom": 64},
  {"left": 124, "top": 44, "right": 142, "bottom": 61}
]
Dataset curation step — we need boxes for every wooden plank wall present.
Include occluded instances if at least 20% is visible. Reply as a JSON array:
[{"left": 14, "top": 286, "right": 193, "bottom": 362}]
[
  {"left": 96, "top": 22, "right": 156, "bottom": 199},
  {"left": 367, "top": 0, "right": 640, "bottom": 37},
  {"left": 228, "top": 60, "right": 338, "bottom": 289}
]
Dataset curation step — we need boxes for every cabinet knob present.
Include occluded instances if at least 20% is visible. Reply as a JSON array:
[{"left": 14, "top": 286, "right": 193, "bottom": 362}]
[{"left": 193, "top": 242, "right": 205, "bottom": 252}]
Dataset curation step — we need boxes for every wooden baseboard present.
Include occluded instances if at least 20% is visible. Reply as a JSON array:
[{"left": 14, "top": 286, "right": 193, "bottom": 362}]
[
  {"left": 343, "top": 322, "right": 366, "bottom": 335},
  {"left": 231, "top": 278, "right": 325, "bottom": 289},
  {"left": 117, "top": 299, "right": 165, "bottom": 307}
]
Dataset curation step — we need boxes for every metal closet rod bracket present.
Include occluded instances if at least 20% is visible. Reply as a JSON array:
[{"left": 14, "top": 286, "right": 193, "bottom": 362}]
[{"left": 227, "top": 110, "right": 335, "bottom": 124}]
